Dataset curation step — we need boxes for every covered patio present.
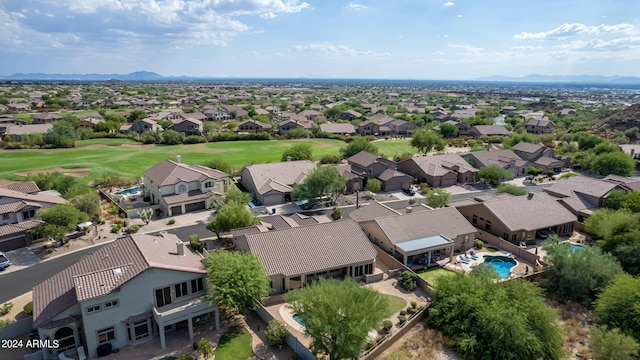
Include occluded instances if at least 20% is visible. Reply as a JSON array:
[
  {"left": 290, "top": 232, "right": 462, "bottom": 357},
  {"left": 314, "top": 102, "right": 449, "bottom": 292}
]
[{"left": 392, "top": 234, "right": 455, "bottom": 270}]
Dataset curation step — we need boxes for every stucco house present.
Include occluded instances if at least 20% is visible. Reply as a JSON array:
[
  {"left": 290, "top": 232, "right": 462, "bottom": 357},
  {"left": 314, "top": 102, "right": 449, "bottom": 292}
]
[
  {"left": 32, "top": 233, "right": 219, "bottom": 360},
  {"left": 524, "top": 117, "right": 555, "bottom": 134},
  {"left": 511, "top": 142, "right": 569, "bottom": 173},
  {"left": 346, "top": 151, "right": 412, "bottom": 192},
  {"left": 143, "top": 157, "right": 232, "bottom": 216},
  {"left": 235, "top": 220, "right": 377, "bottom": 294},
  {"left": 240, "top": 160, "right": 316, "bottom": 206},
  {"left": 463, "top": 150, "right": 532, "bottom": 178},
  {"left": 171, "top": 118, "right": 203, "bottom": 136},
  {"left": 237, "top": 119, "right": 273, "bottom": 133},
  {"left": 397, "top": 154, "right": 479, "bottom": 187},
  {"left": 0, "top": 182, "right": 66, "bottom": 251},
  {"left": 468, "top": 125, "right": 510, "bottom": 138},
  {"left": 449, "top": 192, "right": 576, "bottom": 243}
]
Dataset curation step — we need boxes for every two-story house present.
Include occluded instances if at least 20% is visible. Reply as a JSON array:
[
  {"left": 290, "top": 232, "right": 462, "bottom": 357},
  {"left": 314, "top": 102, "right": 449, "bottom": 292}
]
[
  {"left": 511, "top": 142, "right": 569, "bottom": 173},
  {"left": 171, "top": 118, "right": 203, "bottom": 136},
  {"left": 32, "top": 113, "right": 62, "bottom": 124},
  {"left": 0, "top": 182, "right": 66, "bottom": 251},
  {"left": 346, "top": 151, "right": 412, "bottom": 192},
  {"left": 32, "top": 233, "right": 220, "bottom": 360},
  {"left": 143, "top": 157, "right": 232, "bottom": 216},
  {"left": 236, "top": 119, "right": 273, "bottom": 133},
  {"left": 524, "top": 117, "right": 555, "bottom": 134}
]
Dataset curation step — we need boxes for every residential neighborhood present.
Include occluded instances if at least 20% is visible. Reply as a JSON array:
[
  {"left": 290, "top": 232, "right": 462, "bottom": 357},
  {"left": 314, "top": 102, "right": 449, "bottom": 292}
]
[{"left": 0, "top": 79, "right": 639, "bottom": 360}]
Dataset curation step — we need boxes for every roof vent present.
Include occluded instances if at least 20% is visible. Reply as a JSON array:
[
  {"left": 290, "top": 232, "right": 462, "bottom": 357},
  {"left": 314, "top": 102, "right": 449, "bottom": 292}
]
[
  {"left": 176, "top": 155, "right": 182, "bottom": 163},
  {"left": 113, "top": 268, "right": 122, "bottom": 276},
  {"left": 177, "top": 240, "right": 184, "bottom": 256},
  {"left": 405, "top": 206, "right": 413, "bottom": 214}
]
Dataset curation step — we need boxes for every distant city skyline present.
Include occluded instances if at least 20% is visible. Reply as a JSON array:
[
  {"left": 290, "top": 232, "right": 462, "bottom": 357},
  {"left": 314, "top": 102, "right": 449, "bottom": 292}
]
[{"left": 1, "top": 1, "right": 639, "bottom": 79}]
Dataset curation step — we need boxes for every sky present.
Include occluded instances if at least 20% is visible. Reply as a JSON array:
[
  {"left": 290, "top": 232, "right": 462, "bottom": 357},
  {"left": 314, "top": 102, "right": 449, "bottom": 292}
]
[{"left": 1, "top": 0, "right": 639, "bottom": 79}]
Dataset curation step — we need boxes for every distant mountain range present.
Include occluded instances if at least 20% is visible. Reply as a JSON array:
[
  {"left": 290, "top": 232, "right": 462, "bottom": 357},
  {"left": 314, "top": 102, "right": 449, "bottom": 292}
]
[
  {"left": 1, "top": 71, "right": 640, "bottom": 84},
  {"left": 474, "top": 74, "right": 640, "bottom": 84}
]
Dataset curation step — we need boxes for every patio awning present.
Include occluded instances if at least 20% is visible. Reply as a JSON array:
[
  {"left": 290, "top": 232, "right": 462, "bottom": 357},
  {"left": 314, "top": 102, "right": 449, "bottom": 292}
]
[
  {"left": 121, "top": 311, "right": 153, "bottom": 325},
  {"left": 396, "top": 234, "right": 453, "bottom": 253}
]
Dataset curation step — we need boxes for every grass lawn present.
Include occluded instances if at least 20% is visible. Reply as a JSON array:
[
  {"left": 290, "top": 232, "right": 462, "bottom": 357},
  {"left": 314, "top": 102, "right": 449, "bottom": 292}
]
[
  {"left": 373, "top": 139, "right": 415, "bottom": 157},
  {"left": 486, "top": 246, "right": 499, "bottom": 253},
  {"left": 214, "top": 328, "right": 253, "bottom": 360},
  {"left": 0, "top": 138, "right": 417, "bottom": 185},
  {"left": 417, "top": 267, "right": 458, "bottom": 288},
  {"left": 382, "top": 293, "right": 408, "bottom": 317}
]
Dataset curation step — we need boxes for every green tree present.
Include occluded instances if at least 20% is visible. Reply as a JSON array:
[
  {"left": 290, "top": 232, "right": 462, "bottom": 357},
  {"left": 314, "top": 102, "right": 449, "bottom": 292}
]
[
  {"left": 590, "top": 325, "right": 639, "bottom": 360},
  {"left": 623, "top": 191, "right": 640, "bottom": 213},
  {"left": 137, "top": 208, "right": 153, "bottom": 225},
  {"left": 221, "top": 189, "right": 251, "bottom": 206},
  {"left": 330, "top": 207, "right": 342, "bottom": 221},
  {"left": 203, "top": 158, "right": 232, "bottom": 175},
  {"left": 584, "top": 209, "right": 640, "bottom": 275},
  {"left": 478, "top": 164, "right": 513, "bottom": 185},
  {"left": 428, "top": 269, "right": 563, "bottom": 360},
  {"left": 287, "top": 127, "right": 313, "bottom": 139},
  {"left": 605, "top": 189, "right": 629, "bottom": 210},
  {"left": 162, "top": 129, "right": 185, "bottom": 145},
  {"left": 410, "top": 128, "right": 446, "bottom": 154},
  {"left": 70, "top": 192, "right": 101, "bottom": 220},
  {"left": 527, "top": 167, "right": 544, "bottom": 176},
  {"left": 424, "top": 188, "right": 451, "bottom": 208},
  {"left": 27, "top": 172, "right": 77, "bottom": 195},
  {"left": 281, "top": 142, "right": 313, "bottom": 161},
  {"left": 207, "top": 201, "right": 258, "bottom": 239},
  {"left": 439, "top": 123, "right": 459, "bottom": 138},
  {"left": 538, "top": 241, "right": 623, "bottom": 305},
  {"left": 496, "top": 183, "right": 528, "bottom": 196},
  {"left": 285, "top": 278, "right": 389, "bottom": 360},
  {"left": 35, "top": 204, "right": 89, "bottom": 246},
  {"left": 594, "top": 274, "right": 640, "bottom": 342},
  {"left": 265, "top": 319, "right": 289, "bottom": 348},
  {"left": 292, "top": 166, "right": 346, "bottom": 205},
  {"left": 591, "top": 152, "right": 635, "bottom": 176},
  {"left": 365, "top": 178, "right": 382, "bottom": 193},
  {"left": 203, "top": 250, "right": 270, "bottom": 314},
  {"left": 140, "top": 129, "right": 163, "bottom": 144},
  {"left": 339, "top": 137, "right": 378, "bottom": 159}
]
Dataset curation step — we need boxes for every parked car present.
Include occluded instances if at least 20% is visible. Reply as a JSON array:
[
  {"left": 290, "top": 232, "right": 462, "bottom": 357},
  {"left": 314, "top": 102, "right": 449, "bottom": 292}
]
[
  {"left": 402, "top": 187, "right": 416, "bottom": 196},
  {"left": 0, "top": 251, "right": 10, "bottom": 270},
  {"left": 536, "top": 229, "right": 556, "bottom": 239}
]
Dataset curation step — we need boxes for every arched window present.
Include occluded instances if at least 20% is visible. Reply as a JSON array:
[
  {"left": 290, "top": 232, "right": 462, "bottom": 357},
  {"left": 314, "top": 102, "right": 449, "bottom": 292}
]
[
  {"left": 54, "top": 326, "right": 76, "bottom": 352},
  {"left": 178, "top": 184, "right": 187, "bottom": 193}
]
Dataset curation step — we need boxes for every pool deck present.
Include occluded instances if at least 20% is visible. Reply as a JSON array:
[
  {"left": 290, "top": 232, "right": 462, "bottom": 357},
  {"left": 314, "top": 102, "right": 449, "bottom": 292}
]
[{"left": 444, "top": 249, "right": 534, "bottom": 279}]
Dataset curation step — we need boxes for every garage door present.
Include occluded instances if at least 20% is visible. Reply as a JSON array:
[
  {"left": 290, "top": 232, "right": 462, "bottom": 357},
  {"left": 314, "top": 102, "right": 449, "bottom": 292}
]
[
  {"left": 262, "top": 194, "right": 283, "bottom": 206},
  {"left": 185, "top": 202, "right": 206, "bottom": 212},
  {"left": 170, "top": 206, "right": 183, "bottom": 216},
  {"left": 0, "top": 236, "right": 27, "bottom": 252}
]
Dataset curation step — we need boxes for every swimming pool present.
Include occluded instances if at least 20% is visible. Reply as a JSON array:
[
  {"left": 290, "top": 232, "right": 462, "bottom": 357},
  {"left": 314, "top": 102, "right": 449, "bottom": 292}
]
[
  {"left": 117, "top": 187, "right": 141, "bottom": 196},
  {"left": 483, "top": 255, "right": 516, "bottom": 279},
  {"left": 293, "top": 314, "right": 306, "bottom": 327},
  {"left": 571, "top": 244, "right": 585, "bottom": 251}
]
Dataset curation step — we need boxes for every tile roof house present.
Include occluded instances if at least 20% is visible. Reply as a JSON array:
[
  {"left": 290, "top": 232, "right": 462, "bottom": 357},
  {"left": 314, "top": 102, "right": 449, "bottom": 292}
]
[
  {"left": 237, "top": 119, "right": 273, "bottom": 133},
  {"left": 143, "top": 157, "right": 232, "bottom": 216},
  {"left": 0, "top": 182, "right": 66, "bottom": 251},
  {"left": 319, "top": 122, "right": 356, "bottom": 135},
  {"left": 524, "top": 117, "right": 555, "bottom": 134},
  {"left": 468, "top": 125, "right": 510, "bottom": 138},
  {"left": 276, "top": 117, "right": 313, "bottom": 135},
  {"left": 129, "top": 118, "right": 163, "bottom": 133},
  {"left": 32, "top": 113, "right": 63, "bottom": 124},
  {"left": 346, "top": 151, "right": 412, "bottom": 192},
  {"left": 3, "top": 124, "right": 53, "bottom": 141},
  {"left": 511, "top": 142, "right": 570, "bottom": 172},
  {"left": 237, "top": 220, "right": 377, "bottom": 294},
  {"left": 602, "top": 174, "right": 640, "bottom": 192},
  {"left": 463, "top": 149, "right": 532, "bottom": 178},
  {"left": 32, "top": 233, "right": 219, "bottom": 359},
  {"left": 449, "top": 192, "right": 576, "bottom": 243},
  {"left": 240, "top": 160, "right": 316, "bottom": 206},
  {"left": 358, "top": 207, "right": 476, "bottom": 267},
  {"left": 397, "top": 154, "right": 479, "bottom": 187},
  {"left": 170, "top": 117, "right": 203, "bottom": 136},
  {"left": 338, "top": 110, "right": 362, "bottom": 121},
  {"left": 542, "top": 175, "right": 625, "bottom": 220}
]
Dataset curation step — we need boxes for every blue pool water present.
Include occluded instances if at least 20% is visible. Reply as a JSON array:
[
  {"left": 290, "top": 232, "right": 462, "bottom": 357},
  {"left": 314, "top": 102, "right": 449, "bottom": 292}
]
[
  {"left": 118, "top": 187, "right": 141, "bottom": 196},
  {"left": 293, "top": 314, "right": 306, "bottom": 327},
  {"left": 571, "top": 244, "right": 585, "bottom": 251},
  {"left": 483, "top": 256, "right": 516, "bottom": 279}
]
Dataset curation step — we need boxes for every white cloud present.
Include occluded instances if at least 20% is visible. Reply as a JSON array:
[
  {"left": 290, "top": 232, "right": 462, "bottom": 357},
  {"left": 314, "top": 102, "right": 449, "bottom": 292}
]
[
  {"left": 292, "top": 43, "right": 391, "bottom": 57},
  {"left": 443, "top": 2, "right": 455, "bottom": 6},
  {"left": 513, "top": 23, "right": 635, "bottom": 41},
  {"left": 457, "top": 14, "right": 463, "bottom": 18},
  {"left": 346, "top": 3, "right": 368, "bottom": 10}
]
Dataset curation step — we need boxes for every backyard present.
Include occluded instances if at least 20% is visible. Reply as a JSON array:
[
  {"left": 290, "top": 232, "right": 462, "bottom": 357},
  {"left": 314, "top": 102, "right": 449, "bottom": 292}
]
[
  {"left": 214, "top": 327, "right": 253, "bottom": 360},
  {"left": 0, "top": 138, "right": 415, "bottom": 185},
  {"left": 417, "top": 267, "right": 458, "bottom": 288}
]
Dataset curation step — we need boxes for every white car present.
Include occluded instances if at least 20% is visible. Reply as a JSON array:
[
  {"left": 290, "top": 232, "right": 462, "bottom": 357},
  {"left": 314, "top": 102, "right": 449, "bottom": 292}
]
[{"left": 0, "top": 251, "right": 10, "bottom": 270}]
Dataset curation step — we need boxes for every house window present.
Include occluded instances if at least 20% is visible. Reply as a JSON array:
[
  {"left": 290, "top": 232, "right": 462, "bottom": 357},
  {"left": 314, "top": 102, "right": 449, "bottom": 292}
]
[
  {"left": 365, "top": 264, "right": 373, "bottom": 274},
  {"left": 97, "top": 327, "right": 115, "bottom": 344},
  {"left": 204, "top": 181, "right": 213, "bottom": 189},
  {"left": 178, "top": 184, "right": 187, "bottom": 193},
  {"left": 155, "top": 287, "right": 172, "bottom": 308},
  {"left": 175, "top": 282, "right": 188, "bottom": 298},
  {"left": 502, "top": 233, "right": 508, "bottom": 240},
  {"left": 191, "top": 278, "right": 204, "bottom": 293},
  {"left": 54, "top": 327, "right": 76, "bottom": 352},
  {"left": 22, "top": 209, "right": 35, "bottom": 219},
  {"left": 87, "top": 304, "right": 101, "bottom": 314},
  {"left": 512, "top": 234, "right": 517, "bottom": 242},
  {"left": 472, "top": 215, "right": 477, "bottom": 225},
  {"left": 485, "top": 220, "right": 491, "bottom": 231},
  {"left": 105, "top": 300, "right": 119, "bottom": 309},
  {"left": 128, "top": 320, "right": 151, "bottom": 342},
  {"left": 1, "top": 213, "right": 9, "bottom": 220}
]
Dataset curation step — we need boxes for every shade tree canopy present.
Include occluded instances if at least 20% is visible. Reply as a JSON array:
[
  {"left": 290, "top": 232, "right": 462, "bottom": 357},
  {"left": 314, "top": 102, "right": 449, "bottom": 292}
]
[{"left": 292, "top": 166, "right": 346, "bottom": 205}]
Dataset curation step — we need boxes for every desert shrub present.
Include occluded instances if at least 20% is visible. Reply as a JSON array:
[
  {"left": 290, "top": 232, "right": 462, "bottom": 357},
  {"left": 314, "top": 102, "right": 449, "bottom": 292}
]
[
  {"left": 23, "top": 301, "right": 33, "bottom": 315},
  {"left": 474, "top": 240, "right": 484, "bottom": 249},
  {"left": 167, "top": 219, "right": 176, "bottom": 225},
  {"left": 126, "top": 225, "right": 140, "bottom": 234},
  {"left": 383, "top": 320, "right": 393, "bottom": 332},
  {"left": 189, "top": 235, "right": 204, "bottom": 252},
  {"left": 399, "top": 310, "right": 406, "bottom": 316},
  {"left": 398, "top": 315, "right": 407, "bottom": 323},
  {"left": 319, "top": 154, "right": 341, "bottom": 164},
  {"left": 407, "top": 307, "right": 418, "bottom": 315},
  {"left": 398, "top": 271, "right": 417, "bottom": 291},
  {"left": 0, "top": 319, "right": 13, "bottom": 328},
  {"left": 110, "top": 224, "right": 121, "bottom": 233},
  {"left": 0, "top": 302, "right": 14, "bottom": 315},
  {"left": 265, "top": 319, "right": 289, "bottom": 347},
  {"left": 410, "top": 301, "right": 417, "bottom": 309}
]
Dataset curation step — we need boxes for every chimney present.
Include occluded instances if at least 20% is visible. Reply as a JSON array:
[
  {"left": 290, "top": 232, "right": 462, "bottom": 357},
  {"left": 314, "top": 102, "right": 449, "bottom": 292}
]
[
  {"left": 286, "top": 155, "right": 292, "bottom": 162},
  {"left": 176, "top": 239, "right": 184, "bottom": 255},
  {"left": 405, "top": 206, "right": 413, "bottom": 214},
  {"left": 176, "top": 155, "right": 182, "bottom": 163},
  {"left": 528, "top": 192, "right": 534, "bottom": 200}
]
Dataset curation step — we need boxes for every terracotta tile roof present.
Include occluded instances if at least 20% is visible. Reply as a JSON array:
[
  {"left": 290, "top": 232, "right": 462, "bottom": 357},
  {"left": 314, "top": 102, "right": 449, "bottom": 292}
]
[
  {"left": 0, "top": 219, "right": 43, "bottom": 237},
  {"left": 0, "top": 200, "right": 29, "bottom": 214},
  {"left": 0, "top": 188, "right": 66, "bottom": 205},
  {"left": 0, "top": 181, "right": 40, "bottom": 194},
  {"left": 347, "top": 151, "right": 395, "bottom": 169},
  {"left": 245, "top": 220, "right": 376, "bottom": 277},
  {"left": 481, "top": 192, "right": 576, "bottom": 231},
  {"left": 543, "top": 175, "right": 620, "bottom": 199},
  {"left": 378, "top": 169, "right": 411, "bottom": 182},
  {"left": 374, "top": 207, "right": 476, "bottom": 244},
  {"left": 465, "top": 149, "right": 528, "bottom": 168},
  {"left": 511, "top": 142, "right": 545, "bottom": 154},
  {"left": 144, "top": 160, "right": 229, "bottom": 186},
  {"left": 242, "top": 160, "right": 315, "bottom": 197},
  {"left": 319, "top": 123, "right": 356, "bottom": 134},
  {"left": 32, "top": 233, "right": 205, "bottom": 328},
  {"left": 470, "top": 125, "right": 510, "bottom": 136},
  {"left": 5, "top": 124, "right": 53, "bottom": 135}
]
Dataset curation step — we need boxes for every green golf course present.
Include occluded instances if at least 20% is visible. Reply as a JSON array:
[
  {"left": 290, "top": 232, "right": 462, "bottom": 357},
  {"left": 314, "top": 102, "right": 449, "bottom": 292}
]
[{"left": 0, "top": 138, "right": 415, "bottom": 184}]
